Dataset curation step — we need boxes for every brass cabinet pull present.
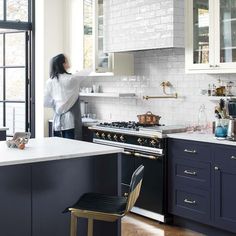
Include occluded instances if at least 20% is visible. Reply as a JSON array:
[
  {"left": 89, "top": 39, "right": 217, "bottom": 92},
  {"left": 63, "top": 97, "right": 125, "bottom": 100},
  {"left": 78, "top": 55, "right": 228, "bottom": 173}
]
[
  {"left": 184, "top": 199, "right": 196, "bottom": 205},
  {"left": 184, "top": 149, "right": 197, "bottom": 154},
  {"left": 123, "top": 151, "right": 133, "bottom": 155},
  {"left": 230, "top": 156, "right": 236, "bottom": 160},
  {"left": 184, "top": 170, "right": 197, "bottom": 176},
  {"left": 134, "top": 152, "right": 159, "bottom": 160}
]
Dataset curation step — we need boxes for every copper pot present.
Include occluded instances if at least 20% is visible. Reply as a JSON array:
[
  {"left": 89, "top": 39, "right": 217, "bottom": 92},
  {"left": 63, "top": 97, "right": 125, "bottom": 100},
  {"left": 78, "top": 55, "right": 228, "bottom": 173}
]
[{"left": 137, "top": 111, "right": 161, "bottom": 125}]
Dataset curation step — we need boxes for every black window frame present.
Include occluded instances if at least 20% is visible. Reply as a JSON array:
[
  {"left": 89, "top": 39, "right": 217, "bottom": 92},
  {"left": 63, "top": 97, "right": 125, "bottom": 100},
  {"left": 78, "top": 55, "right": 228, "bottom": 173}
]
[{"left": 0, "top": 0, "right": 35, "bottom": 137}]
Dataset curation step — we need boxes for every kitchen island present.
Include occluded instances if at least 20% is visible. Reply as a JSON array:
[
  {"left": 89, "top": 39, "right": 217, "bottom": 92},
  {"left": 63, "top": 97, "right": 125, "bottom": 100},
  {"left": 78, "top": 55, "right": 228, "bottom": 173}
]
[
  {"left": 0, "top": 127, "right": 8, "bottom": 140},
  {"left": 0, "top": 137, "right": 122, "bottom": 236}
]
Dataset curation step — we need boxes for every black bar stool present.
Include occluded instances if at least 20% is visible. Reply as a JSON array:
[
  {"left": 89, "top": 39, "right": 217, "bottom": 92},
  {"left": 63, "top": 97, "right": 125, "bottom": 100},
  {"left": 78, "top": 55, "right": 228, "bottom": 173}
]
[{"left": 65, "top": 165, "right": 144, "bottom": 236}]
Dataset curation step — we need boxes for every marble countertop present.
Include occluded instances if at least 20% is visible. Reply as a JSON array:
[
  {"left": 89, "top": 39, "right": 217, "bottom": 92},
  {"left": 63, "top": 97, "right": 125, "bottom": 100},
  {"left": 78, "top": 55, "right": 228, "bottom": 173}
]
[
  {"left": 0, "top": 137, "right": 123, "bottom": 166},
  {"left": 0, "top": 127, "right": 8, "bottom": 131},
  {"left": 167, "top": 132, "right": 236, "bottom": 146}
]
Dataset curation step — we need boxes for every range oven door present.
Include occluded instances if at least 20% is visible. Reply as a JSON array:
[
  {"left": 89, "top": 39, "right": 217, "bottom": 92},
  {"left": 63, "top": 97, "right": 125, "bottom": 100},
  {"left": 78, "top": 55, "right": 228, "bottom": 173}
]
[{"left": 121, "top": 150, "right": 166, "bottom": 217}]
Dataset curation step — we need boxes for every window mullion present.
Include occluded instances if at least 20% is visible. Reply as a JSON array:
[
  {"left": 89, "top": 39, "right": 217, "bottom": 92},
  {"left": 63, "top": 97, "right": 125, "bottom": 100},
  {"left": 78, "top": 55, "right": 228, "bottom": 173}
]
[{"left": 3, "top": 33, "right": 5, "bottom": 127}]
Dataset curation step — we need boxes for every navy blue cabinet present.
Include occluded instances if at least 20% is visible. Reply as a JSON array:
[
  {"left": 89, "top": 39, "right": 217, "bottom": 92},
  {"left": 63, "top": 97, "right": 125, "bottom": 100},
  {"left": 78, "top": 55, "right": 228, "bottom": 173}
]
[
  {"left": 168, "top": 139, "right": 211, "bottom": 225},
  {"left": 0, "top": 164, "right": 31, "bottom": 236},
  {"left": 0, "top": 130, "right": 6, "bottom": 140},
  {"left": 213, "top": 146, "right": 236, "bottom": 233},
  {"left": 168, "top": 138, "right": 236, "bottom": 234}
]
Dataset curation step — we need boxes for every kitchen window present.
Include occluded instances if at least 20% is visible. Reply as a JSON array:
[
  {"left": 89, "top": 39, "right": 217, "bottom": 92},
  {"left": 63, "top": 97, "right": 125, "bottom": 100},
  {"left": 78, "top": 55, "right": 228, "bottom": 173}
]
[{"left": 0, "top": 0, "right": 34, "bottom": 137}]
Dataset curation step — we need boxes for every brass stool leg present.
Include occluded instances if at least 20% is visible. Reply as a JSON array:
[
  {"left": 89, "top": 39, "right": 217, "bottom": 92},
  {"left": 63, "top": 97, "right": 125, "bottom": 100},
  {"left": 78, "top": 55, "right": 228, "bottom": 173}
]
[
  {"left": 70, "top": 213, "right": 77, "bottom": 236},
  {"left": 87, "top": 218, "right": 93, "bottom": 236}
]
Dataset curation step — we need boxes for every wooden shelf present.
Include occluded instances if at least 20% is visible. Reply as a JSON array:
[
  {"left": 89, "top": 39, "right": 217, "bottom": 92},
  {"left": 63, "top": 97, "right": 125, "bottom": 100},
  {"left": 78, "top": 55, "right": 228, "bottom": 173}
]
[{"left": 79, "top": 92, "right": 137, "bottom": 98}]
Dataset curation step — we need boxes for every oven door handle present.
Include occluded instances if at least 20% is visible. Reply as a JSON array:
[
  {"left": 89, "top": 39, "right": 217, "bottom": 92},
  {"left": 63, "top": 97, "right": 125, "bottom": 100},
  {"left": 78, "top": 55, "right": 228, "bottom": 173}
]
[
  {"left": 123, "top": 150, "right": 133, "bottom": 155},
  {"left": 134, "top": 152, "right": 162, "bottom": 160}
]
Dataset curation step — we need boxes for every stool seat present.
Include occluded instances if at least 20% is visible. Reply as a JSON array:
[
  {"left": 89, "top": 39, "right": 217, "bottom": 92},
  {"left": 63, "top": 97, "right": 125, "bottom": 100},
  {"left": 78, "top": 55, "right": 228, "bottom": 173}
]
[{"left": 70, "top": 192, "right": 127, "bottom": 215}]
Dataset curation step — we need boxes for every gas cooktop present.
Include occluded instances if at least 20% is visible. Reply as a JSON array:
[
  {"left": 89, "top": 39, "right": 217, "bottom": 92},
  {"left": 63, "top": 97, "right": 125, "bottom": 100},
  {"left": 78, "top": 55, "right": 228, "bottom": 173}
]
[
  {"left": 97, "top": 121, "right": 163, "bottom": 131},
  {"left": 91, "top": 121, "right": 186, "bottom": 138}
]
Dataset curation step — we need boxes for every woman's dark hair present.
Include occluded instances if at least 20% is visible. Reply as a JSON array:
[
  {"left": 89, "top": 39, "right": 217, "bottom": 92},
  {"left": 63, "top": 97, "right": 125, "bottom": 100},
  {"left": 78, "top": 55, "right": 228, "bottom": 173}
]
[{"left": 50, "top": 54, "right": 69, "bottom": 79}]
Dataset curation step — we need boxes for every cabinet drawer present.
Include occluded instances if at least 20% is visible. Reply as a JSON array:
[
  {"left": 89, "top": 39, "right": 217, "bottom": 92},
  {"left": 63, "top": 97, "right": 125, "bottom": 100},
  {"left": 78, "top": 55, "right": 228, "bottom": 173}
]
[
  {"left": 214, "top": 145, "right": 236, "bottom": 169},
  {"left": 171, "top": 186, "right": 210, "bottom": 223},
  {"left": 168, "top": 139, "right": 212, "bottom": 162},
  {"left": 173, "top": 158, "right": 210, "bottom": 189}
]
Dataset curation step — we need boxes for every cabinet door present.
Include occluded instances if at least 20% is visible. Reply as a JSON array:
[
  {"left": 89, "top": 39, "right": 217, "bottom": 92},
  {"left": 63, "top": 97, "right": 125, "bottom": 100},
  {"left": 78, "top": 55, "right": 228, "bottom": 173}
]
[
  {"left": 214, "top": 145, "right": 236, "bottom": 232},
  {"left": 0, "top": 164, "right": 31, "bottom": 236},
  {"left": 185, "top": 0, "right": 215, "bottom": 71},
  {"left": 214, "top": 0, "right": 236, "bottom": 70}
]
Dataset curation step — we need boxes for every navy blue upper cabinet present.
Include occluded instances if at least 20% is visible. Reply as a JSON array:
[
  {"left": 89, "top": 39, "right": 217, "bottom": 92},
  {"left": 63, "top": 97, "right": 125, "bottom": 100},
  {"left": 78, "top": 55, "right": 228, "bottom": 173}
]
[
  {"left": 168, "top": 138, "right": 236, "bottom": 234},
  {"left": 213, "top": 146, "right": 236, "bottom": 232}
]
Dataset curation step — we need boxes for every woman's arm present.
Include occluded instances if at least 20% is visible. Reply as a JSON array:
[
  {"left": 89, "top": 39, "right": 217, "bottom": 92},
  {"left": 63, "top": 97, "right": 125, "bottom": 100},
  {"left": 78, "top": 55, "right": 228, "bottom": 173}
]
[{"left": 44, "top": 80, "right": 54, "bottom": 108}]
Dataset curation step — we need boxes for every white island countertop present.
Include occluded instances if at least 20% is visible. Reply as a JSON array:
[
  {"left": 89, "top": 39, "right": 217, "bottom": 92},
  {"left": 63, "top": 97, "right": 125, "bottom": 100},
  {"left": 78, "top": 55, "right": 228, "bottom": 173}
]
[
  {"left": 0, "top": 137, "right": 123, "bottom": 167},
  {"left": 0, "top": 127, "right": 8, "bottom": 131},
  {"left": 168, "top": 132, "right": 236, "bottom": 146}
]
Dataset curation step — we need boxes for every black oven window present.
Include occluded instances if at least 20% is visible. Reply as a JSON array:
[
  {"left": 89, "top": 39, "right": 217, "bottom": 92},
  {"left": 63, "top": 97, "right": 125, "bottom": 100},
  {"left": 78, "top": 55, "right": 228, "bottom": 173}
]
[{"left": 0, "top": 0, "right": 34, "bottom": 137}]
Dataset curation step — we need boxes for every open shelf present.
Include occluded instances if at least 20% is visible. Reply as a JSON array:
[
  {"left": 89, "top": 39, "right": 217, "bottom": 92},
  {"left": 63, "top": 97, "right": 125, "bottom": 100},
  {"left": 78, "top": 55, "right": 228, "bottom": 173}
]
[{"left": 79, "top": 92, "right": 137, "bottom": 98}]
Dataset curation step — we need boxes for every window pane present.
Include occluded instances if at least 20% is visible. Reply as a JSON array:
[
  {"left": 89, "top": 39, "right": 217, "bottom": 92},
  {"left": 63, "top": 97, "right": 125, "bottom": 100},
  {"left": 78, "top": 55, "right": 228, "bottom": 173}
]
[
  {"left": 0, "top": 102, "right": 3, "bottom": 127},
  {"left": 0, "top": 69, "right": 3, "bottom": 100},
  {"left": 6, "top": 0, "right": 28, "bottom": 22},
  {"left": 5, "top": 32, "right": 25, "bottom": 66},
  {"left": 0, "top": 0, "right": 3, "bottom": 20},
  {"left": 6, "top": 103, "right": 25, "bottom": 135},
  {"left": 6, "top": 68, "right": 25, "bottom": 101},
  {"left": 0, "top": 34, "right": 3, "bottom": 66}
]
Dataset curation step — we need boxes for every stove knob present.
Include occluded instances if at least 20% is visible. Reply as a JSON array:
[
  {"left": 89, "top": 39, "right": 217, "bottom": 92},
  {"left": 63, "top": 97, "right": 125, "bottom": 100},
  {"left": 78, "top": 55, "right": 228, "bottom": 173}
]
[
  {"left": 113, "top": 134, "right": 118, "bottom": 141},
  {"left": 150, "top": 139, "right": 157, "bottom": 147},
  {"left": 137, "top": 138, "right": 144, "bottom": 145},
  {"left": 120, "top": 135, "right": 126, "bottom": 142},
  {"left": 95, "top": 132, "right": 100, "bottom": 138},
  {"left": 101, "top": 133, "right": 106, "bottom": 139},
  {"left": 107, "top": 134, "right": 112, "bottom": 140}
]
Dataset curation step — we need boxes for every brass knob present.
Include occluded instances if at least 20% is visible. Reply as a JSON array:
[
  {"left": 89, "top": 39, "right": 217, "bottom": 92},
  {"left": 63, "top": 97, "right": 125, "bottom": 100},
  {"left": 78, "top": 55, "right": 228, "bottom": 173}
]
[
  {"left": 137, "top": 138, "right": 143, "bottom": 145},
  {"left": 95, "top": 132, "right": 100, "bottom": 138},
  {"left": 113, "top": 134, "right": 118, "bottom": 141},
  {"left": 101, "top": 133, "right": 106, "bottom": 139},
  {"left": 120, "top": 135, "right": 125, "bottom": 142},
  {"left": 107, "top": 134, "right": 112, "bottom": 140},
  {"left": 150, "top": 139, "right": 157, "bottom": 146}
]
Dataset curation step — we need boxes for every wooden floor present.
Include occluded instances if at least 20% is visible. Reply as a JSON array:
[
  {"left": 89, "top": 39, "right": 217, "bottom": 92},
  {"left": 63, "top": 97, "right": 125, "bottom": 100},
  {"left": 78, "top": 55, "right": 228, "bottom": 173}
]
[{"left": 122, "top": 213, "right": 206, "bottom": 236}]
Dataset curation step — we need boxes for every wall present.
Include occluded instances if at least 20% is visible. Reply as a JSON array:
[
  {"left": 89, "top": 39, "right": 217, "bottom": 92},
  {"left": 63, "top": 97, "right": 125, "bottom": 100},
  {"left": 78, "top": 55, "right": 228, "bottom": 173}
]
[
  {"left": 104, "top": 0, "right": 184, "bottom": 52},
  {"left": 81, "top": 48, "right": 234, "bottom": 126},
  {"left": 35, "top": 0, "right": 66, "bottom": 137}
]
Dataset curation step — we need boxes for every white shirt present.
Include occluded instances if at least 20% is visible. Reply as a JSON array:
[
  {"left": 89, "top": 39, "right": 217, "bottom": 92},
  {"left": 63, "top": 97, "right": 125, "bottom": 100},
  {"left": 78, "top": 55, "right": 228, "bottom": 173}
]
[{"left": 44, "top": 73, "right": 81, "bottom": 131}]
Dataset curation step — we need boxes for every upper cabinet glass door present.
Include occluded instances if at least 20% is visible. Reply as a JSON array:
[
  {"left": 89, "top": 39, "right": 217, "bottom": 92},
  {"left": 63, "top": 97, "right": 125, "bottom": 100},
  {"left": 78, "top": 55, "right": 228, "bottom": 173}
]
[
  {"left": 220, "top": 0, "right": 236, "bottom": 63},
  {"left": 193, "top": 0, "right": 210, "bottom": 64}
]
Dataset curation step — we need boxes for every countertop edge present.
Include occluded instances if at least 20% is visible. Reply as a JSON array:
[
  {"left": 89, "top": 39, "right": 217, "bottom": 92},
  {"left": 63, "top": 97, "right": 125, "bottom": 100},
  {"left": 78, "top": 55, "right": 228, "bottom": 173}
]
[{"left": 167, "top": 133, "right": 236, "bottom": 146}]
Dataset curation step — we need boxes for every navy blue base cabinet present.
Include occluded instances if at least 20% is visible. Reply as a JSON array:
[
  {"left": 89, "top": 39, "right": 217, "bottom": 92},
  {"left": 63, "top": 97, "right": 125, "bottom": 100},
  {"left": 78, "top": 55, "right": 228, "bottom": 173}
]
[
  {"left": 0, "top": 154, "right": 121, "bottom": 236},
  {"left": 0, "top": 130, "right": 6, "bottom": 140},
  {"left": 168, "top": 138, "right": 236, "bottom": 235}
]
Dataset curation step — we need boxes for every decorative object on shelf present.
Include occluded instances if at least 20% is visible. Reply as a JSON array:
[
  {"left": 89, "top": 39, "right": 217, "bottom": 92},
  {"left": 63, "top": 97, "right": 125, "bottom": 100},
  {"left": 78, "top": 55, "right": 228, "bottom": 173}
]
[
  {"left": 143, "top": 81, "right": 178, "bottom": 100},
  {"left": 6, "top": 132, "right": 31, "bottom": 150}
]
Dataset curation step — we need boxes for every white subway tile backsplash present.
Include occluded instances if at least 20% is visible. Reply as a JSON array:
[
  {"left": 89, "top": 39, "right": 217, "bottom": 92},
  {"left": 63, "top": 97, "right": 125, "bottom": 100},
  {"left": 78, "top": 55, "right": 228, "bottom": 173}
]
[{"left": 81, "top": 48, "right": 233, "bottom": 126}]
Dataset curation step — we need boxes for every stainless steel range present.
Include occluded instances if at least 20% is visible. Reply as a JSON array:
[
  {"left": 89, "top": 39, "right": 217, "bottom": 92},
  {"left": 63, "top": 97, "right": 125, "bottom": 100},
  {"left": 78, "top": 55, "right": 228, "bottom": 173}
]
[{"left": 90, "top": 121, "right": 186, "bottom": 223}]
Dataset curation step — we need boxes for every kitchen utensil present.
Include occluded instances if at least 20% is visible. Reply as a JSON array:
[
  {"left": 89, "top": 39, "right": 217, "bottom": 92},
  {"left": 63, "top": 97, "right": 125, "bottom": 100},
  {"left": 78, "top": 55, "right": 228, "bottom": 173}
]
[
  {"left": 226, "top": 98, "right": 236, "bottom": 118},
  {"left": 227, "top": 119, "right": 236, "bottom": 140},
  {"left": 137, "top": 111, "right": 161, "bottom": 125}
]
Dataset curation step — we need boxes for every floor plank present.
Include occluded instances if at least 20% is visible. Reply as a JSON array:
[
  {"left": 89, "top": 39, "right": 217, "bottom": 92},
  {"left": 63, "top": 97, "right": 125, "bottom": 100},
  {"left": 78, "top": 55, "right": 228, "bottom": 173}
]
[{"left": 122, "top": 213, "right": 206, "bottom": 236}]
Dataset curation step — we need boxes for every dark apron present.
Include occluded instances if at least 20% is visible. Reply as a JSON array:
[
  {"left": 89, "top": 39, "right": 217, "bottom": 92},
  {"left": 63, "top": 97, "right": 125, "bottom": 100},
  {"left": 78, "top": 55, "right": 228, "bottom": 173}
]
[{"left": 69, "top": 97, "right": 82, "bottom": 140}]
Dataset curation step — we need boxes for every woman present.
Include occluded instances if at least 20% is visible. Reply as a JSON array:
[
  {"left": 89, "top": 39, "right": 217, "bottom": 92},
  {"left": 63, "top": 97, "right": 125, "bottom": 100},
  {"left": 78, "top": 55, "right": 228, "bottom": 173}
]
[{"left": 44, "top": 54, "right": 82, "bottom": 140}]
